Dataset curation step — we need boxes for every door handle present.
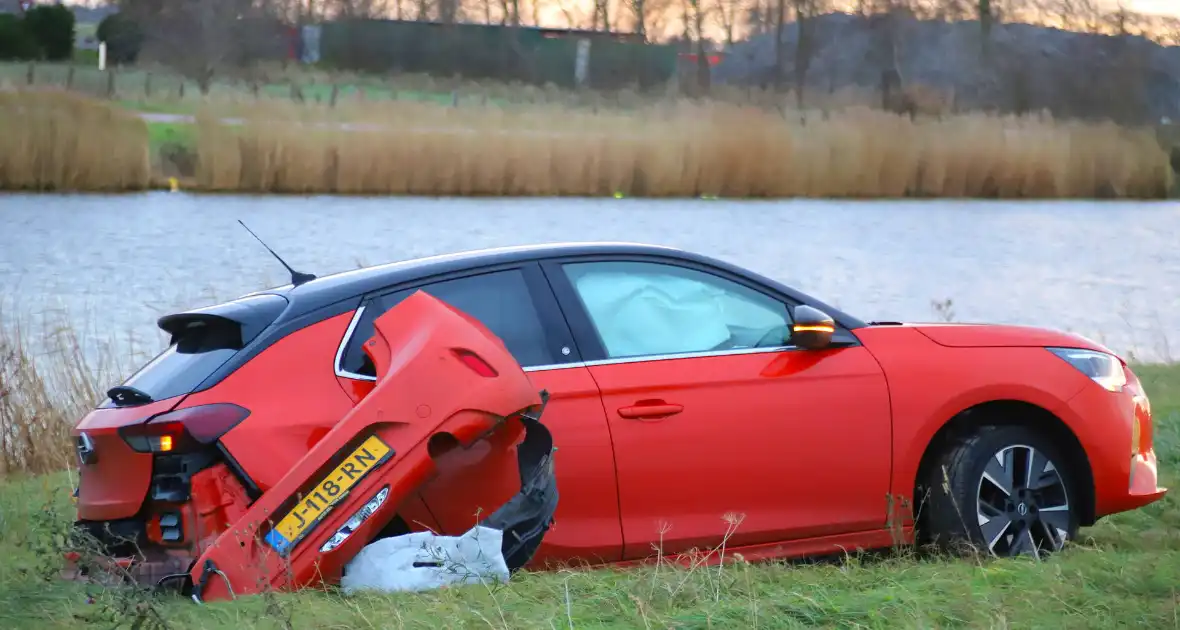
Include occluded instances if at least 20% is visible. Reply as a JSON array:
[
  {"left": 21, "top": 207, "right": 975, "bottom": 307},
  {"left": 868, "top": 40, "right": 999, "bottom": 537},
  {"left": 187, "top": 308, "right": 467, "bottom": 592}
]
[{"left": 617, "top": 402, "right": 683, "bottom": 419}]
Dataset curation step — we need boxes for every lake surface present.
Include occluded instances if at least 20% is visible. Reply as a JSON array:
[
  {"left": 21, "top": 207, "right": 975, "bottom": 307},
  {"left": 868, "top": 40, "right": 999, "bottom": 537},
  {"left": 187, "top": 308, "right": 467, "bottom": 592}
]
[{"left": 1, "top": 193, "right": 1177, "bottom": 367}]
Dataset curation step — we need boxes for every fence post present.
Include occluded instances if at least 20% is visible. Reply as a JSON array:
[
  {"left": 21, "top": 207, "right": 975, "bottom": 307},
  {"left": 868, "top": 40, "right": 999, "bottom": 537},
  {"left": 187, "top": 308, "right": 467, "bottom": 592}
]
[
  {"left": 106, "top": 69, "right": 116, "bottom": 98},
  {"left": 26, "top": 63, "right": 34, "bottom": 85},
  {"left": 329, "top": 83, "right": 339, "bottom": 107}
]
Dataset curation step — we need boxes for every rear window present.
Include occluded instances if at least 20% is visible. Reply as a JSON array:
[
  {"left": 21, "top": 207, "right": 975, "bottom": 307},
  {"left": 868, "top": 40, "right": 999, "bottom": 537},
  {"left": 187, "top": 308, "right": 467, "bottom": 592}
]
[{"left": 104, "top": 320, "right": 241, "bottom": 406}]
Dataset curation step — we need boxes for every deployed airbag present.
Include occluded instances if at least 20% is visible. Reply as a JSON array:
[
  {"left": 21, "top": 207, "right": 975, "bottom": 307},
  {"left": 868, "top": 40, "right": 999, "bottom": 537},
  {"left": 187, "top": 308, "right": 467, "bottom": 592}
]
[{"left": 572, "top": 270, "right": 786, "bottom": 357}]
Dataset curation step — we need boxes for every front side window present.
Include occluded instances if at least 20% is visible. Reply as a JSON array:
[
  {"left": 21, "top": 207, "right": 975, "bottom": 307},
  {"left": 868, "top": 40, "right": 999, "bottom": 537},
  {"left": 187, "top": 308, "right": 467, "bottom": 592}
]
[
  {"left": 562, "top": 261, "right": 792, "bottom": 359},
  {"left": 338, "top": 269, "right": 556, "bottom": 377}
]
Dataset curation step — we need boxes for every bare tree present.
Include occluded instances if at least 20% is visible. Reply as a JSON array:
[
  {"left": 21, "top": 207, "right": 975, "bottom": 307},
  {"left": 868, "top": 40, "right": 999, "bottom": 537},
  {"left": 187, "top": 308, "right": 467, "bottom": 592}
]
[
  {"left": 624, "top": 0, "right": 675, "bottom": 41},
  {"left": 121, "top": 0, "right": 280, "bottom": 94},
  {"left": 711, "top": 0, "right": 743, "bottom": 48},
  {"left": 554, "top": 0, "right": 586, "bottom": 28},
  {"left": 329, "top": 0, "right": 390, "bottom": 17},
  {"left": 742, "top": 0, "right": 772, "bottom": 37},
  {"left": 498, "top": 0, "right": 520, "bottom": 25},
  {"left": 683, "top": 0, "right": 711, "bottom": 92},
  {"left": 773, "top": 0, "right": 785, "bottom": 90},
  {"left": 791, "top": 0, "right": 826, "bottom": 107},
  {"left": 1047, "top": 0, "right": 1101, "bottom": 32},
  {"left": 592, "top": 0, "right": 612, "bottom": 31},
  {"left": 931, "top": 0, "right": 971, "bottom": 20}
]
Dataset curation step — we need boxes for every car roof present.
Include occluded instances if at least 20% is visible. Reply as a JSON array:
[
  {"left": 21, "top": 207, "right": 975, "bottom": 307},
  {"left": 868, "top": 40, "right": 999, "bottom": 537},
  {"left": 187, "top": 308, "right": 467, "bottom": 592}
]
[
  {"left": 240, "top": 241, "right": 866, "bottom": 329},
  {"left": 253, "top": 242, "right": 681, "bottom": 305}
]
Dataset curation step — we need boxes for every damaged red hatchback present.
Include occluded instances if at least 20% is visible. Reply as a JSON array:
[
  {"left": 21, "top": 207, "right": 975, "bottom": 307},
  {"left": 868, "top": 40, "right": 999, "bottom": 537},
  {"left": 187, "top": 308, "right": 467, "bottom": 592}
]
[{"left": 69, "top": 242, "right": 1166, "bottom": 601}]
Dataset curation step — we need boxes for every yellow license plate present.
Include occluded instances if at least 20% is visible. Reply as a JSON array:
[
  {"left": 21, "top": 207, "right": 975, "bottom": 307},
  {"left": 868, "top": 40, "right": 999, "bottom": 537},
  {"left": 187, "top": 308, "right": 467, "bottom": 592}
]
[{"left": 264, "top": 435, "right": 393, "bottom": 553}]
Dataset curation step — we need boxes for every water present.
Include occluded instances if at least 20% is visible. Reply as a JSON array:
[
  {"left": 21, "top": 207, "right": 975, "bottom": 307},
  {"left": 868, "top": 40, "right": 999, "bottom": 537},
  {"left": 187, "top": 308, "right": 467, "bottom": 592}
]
[{"left": 1, "top": 193, "right": 1178, "bottom": 365}]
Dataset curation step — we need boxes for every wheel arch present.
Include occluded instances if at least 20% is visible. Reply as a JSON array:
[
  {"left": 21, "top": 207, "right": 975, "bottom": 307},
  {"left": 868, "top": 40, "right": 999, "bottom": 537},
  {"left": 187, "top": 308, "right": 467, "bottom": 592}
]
[{"left": 912, "top": 399, "right": 1096, "bottom": 528}]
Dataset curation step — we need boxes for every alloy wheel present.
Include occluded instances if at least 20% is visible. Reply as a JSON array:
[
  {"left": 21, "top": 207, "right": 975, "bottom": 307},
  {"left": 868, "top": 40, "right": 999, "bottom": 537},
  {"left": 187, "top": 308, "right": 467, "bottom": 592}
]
[{"left": 975, "top": 444, "right": 1071, "bottom": 557}]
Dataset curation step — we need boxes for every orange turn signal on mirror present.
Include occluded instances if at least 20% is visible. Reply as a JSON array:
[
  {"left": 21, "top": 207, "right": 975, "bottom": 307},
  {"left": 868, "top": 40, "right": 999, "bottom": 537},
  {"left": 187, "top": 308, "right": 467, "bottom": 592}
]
[{"left": 793, "top": 324, "right": 835, "bottom": 333}]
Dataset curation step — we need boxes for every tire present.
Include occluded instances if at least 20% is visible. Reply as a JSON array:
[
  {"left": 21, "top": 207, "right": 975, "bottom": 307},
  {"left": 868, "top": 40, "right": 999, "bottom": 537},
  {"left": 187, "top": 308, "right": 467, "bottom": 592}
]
[{"left": 920, "top": 424, "right": 1080, "bottom": 558}]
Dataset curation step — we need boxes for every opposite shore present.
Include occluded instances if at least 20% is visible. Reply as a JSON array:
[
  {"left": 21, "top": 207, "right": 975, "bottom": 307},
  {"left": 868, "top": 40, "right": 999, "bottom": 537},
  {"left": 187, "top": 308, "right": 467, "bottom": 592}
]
[{"left": 2, "top": 89, "right": 1177, "bottom": 198}]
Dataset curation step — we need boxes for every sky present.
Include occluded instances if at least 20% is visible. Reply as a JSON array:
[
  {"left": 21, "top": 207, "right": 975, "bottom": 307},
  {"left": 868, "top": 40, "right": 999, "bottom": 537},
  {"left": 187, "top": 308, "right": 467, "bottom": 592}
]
[{"left": 1128, "top": 1, "right": 1178, "bottom": 18}]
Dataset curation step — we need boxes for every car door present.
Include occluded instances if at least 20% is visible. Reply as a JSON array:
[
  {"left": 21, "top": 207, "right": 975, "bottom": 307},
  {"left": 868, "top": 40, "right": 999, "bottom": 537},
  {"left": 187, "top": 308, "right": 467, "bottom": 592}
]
[
  {"left": 542, "top": 257, "right": 893, "bottom": 559},
  {"left": 332, "top": 263, "right": 623, "bottom": 566}
]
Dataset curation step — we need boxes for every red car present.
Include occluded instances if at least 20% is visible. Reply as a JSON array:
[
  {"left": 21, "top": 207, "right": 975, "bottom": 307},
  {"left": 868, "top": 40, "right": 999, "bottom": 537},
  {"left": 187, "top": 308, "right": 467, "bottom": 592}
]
[{"left": 69, "top": 242, "right": 1166, "bottom": 599}]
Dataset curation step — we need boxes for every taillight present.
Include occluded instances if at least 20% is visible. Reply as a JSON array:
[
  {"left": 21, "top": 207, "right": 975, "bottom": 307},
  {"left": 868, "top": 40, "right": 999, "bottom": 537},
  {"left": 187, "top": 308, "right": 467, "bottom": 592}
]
[
  {"left": 452, "top": 349, "right": 498, "bottom": 378},
  {"left": 119, "top": 403, "right": 250, "bottom": 453}
]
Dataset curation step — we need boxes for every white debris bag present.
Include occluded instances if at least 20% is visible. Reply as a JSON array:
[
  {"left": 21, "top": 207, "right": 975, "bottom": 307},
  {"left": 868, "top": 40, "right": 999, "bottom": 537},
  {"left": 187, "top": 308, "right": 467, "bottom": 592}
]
[
  {"left": 341, "top": 401, "right": 559, "bottom": 595},
  {"left": 340, "top": 525, "right": 510, "bottom": 594}
]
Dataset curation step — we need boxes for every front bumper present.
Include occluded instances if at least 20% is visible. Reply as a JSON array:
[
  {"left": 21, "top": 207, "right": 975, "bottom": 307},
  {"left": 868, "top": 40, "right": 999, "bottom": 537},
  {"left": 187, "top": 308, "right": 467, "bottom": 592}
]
[
  {"left": 1064, "top": 372, "right": 1168, "bottom": 519},
  {"left": 1125, "top": 450, "right": 1167, "bottom": 509}
]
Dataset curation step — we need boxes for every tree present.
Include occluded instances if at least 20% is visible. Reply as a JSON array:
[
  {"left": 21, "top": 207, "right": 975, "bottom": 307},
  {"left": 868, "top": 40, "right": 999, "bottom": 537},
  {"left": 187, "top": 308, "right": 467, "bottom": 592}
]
[
  {"left": 791, "top": 0, "right": 825, "bottom": 107},
  {"left": 624, "top": 0, "right": 675, "bottom": 41},
  {"left": 711, "top": 0, "right": 742, "bottom": 48},
  {"left": 0, "top": 14, "right": 38, "bottom": 61},
  {"left": 1047, "top": 0, "right": 1100, "bottom": 32},
  {"left": 977, "top": 0, "right": 992, "bottom": 57},
  {"left": 121, "top": 0, "right": 287, "bottom": 94},
  {"left": 22, "top": 3, "right": 75, "bottom": 61},
  {"left": 96, "top": 11, "right": 144, "bottom": 64}
]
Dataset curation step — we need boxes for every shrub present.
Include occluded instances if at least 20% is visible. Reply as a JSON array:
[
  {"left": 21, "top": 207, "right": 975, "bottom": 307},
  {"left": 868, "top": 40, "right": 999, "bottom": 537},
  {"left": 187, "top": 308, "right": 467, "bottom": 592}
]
[
  {"left": 96, "top": 11, "right": 143, "bottom": 65},
  {"left": 22, "top": 3, "right": 75, "bottom": 62},
  {"left": 0, "top": 14, "right": 37, "bottom": 61}
]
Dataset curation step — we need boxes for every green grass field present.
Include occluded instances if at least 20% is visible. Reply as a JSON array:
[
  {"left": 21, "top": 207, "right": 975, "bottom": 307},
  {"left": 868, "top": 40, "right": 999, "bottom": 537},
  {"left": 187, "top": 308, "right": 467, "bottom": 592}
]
[
  {"left": 0, "top": 364, "right": 1176, "bottom": 629},
  {"left": 0, "top": 60, "right": 531, "bottom": 116}
]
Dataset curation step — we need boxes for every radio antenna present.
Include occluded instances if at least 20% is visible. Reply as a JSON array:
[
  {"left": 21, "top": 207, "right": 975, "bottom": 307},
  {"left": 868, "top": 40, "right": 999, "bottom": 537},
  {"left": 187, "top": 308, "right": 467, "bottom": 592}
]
[{"left": 237, "top": 220, "right": 316, "bottom": 287}]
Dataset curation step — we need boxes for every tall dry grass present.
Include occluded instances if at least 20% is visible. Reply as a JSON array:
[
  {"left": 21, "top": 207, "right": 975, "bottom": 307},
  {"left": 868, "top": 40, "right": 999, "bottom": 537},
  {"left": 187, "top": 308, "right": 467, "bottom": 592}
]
[
  {"left": 0, "top": 90, "right": 151, "bottom": 191},
  {"left": 0, "top": 89, "right": 1172, "bottom": 197},
  {"left": 0, "top": 311, "right": 109, "bottom": 476},
  {"left": 194, "top": 100, "right": 1174, "bottom": 198}
]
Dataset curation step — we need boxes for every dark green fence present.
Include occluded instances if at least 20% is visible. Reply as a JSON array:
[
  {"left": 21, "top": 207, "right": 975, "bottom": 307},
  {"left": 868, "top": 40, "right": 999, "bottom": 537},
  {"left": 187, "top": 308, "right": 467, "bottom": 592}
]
[{"left": 318, "top": 20, "right": 677, "bottom": 90}]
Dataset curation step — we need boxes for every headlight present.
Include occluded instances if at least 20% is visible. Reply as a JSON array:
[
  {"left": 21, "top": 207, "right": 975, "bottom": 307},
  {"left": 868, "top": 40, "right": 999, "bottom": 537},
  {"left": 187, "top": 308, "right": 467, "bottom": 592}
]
[{"left": 1046, "top": 347, "right": 1127, "bottom": 392}]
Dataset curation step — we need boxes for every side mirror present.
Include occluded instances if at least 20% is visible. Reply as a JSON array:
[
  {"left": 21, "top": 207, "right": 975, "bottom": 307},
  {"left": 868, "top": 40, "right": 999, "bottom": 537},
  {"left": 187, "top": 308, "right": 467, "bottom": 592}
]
[{"left": 790, "top": 305, "right": 836, "bottom": 350}]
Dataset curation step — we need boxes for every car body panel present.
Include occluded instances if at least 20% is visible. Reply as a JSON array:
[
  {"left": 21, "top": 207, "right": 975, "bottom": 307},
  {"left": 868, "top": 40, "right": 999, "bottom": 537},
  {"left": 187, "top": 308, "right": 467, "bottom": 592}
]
[
  {"left": 851, "top": 325, "right": 1143, "bottom": 523},
  {"left": 415, "top": 364, "right": 625, "bottom": 567},
  {"left": 909, "top": 323, "right": 1115, "bottom": 354},
  {"left": 73, "top": 398, "right": 182, "bottom": 521},
  {"left": 587, "top": 345, "right": 893, "bottom": 558},
  {"left": 188, "top": 291, "right": 548, "bottom": 601},
  {"left": 182, "top": 311, "right": 357, "bottom": 493},
  {"left": 1059, "top": 364, "right": 1166, "bottom": 516}
]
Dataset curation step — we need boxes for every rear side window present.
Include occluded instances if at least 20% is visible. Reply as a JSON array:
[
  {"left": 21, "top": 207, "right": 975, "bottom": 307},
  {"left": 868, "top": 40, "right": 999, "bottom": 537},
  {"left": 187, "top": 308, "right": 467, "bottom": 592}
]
[
  {"left": 338, "top": 269, "right": 557, "bottom": 378},
  {"left": 111, "top": 322, "right": 240, "bottom": 404}
]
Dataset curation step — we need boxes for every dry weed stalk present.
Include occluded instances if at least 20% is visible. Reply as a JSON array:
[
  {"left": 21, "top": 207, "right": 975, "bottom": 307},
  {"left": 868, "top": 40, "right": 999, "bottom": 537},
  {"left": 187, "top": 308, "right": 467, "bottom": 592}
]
[{"left": 0, "top": 309, "right": 110, "bottom": 475}]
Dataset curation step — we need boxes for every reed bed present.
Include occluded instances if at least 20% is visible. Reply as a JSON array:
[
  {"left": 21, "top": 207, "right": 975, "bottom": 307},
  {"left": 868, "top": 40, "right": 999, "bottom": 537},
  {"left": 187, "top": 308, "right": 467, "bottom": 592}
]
[
  {"left": 0, "top": 90, "right": 152, "bottom": 191},
  {"left": 0, "top": 90, "right": 1173, "bottom": 197},
  {"left": 194, "top": 99, "right": 1175, "bottom": 198}
]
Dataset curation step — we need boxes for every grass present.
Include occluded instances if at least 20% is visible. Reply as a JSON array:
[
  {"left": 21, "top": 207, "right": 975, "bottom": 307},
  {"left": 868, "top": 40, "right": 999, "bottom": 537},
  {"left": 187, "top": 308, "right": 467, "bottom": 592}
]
[
  {"left": 1, "top": 90, "right": 1175, "bottom": 197},
  {"left": 0, "top": 305, "right": 1177, "bottom": 627}
]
